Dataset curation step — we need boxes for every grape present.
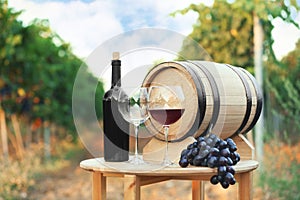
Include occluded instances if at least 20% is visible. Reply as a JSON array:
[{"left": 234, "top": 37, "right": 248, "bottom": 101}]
[
  {"left": 192, "top": 155, "right": 203, "bottom": 166},
  {"left": 187, "top": 143, "right": 194, "bottom": 150},
  {"left": 197, "top": 137, "right": 205, "bottom": 143},
  {"left": 198, "top": 141, "right": 206, "bottom": 148},
  {"left": 226, "top": 138, "right": 238, "bottom": 152},
  {"left": 219, "top": 140, "right": 228, "bottom": 149},
  {"left": 207, "top": 156, "right": 217, "bottom": 168},
  {"left": 199, "top": 149, "right": 209, "bottom": 159},
  {"left": 226, "top": 138, "right": 234, "bottom": 144},
  {"left": 186, "top": 150, "right": 193, "bottom": 159},
  {"left": 235, "top": 152, "right": 241, "bottom": 162},
  {"left": 221, "top": 181, "right": 229, "bottom": 189},
  {"left": 199, "top": 145, "right": 209, "bottom": 153},
  {"left": 218, "top": 166, "right": 227, "bottom": 176},
  {"left": 214, "top": 138, "right": 221, "bottom": 146},
  {"left": 199, "top": 145, "right": 206, "bottom": 152},
  {"left": 192, "top": 141, "right": 198, "bottom": 148},
  {"left": 180, "top": 149, "right": 189, "bottom": 157},
  {"left": 191, "top": 148, "right": 199, "bottom": 156},
  {"left": 232, "top": 160, "right": 237, "bottom": 165},
  {"left": 220, "top": 148, "right": 230, "bottom": 157},
  {"left": 229, "top": 144, "right": 237, "bottom": 152},
  {"left": 227, "top": 157, "right": 234, "bottom": 166},
  {"left": 226, "top": 166, "right": 235, "bottom": 175},
  {"left": 218, "top": 156, "right": 228, "bottom": 166},
  {"left": 230, "top": 152, "right": 236, "bottom": 160},
  {"left": 179, "top": 158, "right": 189, "bottom": 168},
  {"left": 180, "top": 156, "right": 187, "bottom": 161},
  {"left": 178, "top": 134, "right": 241, "bottom": 189},
  {"left": 210, "top": 175, "right": 219, "bottom": 185},
  {"left": 206, "top": 138, "right": 213, "bottom": 146},
  {"left": 224, "top": 172, "right": 234, "bottom": 183},
  {"left": 210, "top": 148, "right": 220, "bottom": 156},
  {"left": 217, "top": 175, "right": 223, "bottom": 182},
  {"left": 209, "top": 134, "right": 217, "bottom": 140},
  {"left": 205, "top": 145, "right": 211, "bottom": 151},
  {"left": 229, "top": 177, "right": 236, "bottom": 185}
]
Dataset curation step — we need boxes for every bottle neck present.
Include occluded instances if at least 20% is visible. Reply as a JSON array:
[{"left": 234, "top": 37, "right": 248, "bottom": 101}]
[{"left": 111, "top": 60, "right": 121, "bottom": 88}]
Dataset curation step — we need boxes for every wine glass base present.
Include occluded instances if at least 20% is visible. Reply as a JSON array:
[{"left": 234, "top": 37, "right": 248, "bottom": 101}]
[
  {"left": 129, "top": 155, "right": 147, "bottom": 165},
  {"left": 161, "top": 159, "right": 176, "bottom": 167}
]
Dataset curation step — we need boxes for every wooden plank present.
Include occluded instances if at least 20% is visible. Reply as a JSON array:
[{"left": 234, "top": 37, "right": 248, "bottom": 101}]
[
  {"left": 237, "top": 172, "right": 252, "bottom": 200},
  {"left": 7, "top": 129, "right": 20, "bottom": 158},
  {"left": 103, "top": 172, "right": 124, "bottom": 178},
  {"left": 192, "top": 180, "right": 205, "bottom": 200},
  {"left": 82, "top": 158, "right": 256, "bottom": 175},
  {"left": 92, "top": 172, "right": 106, "bottom": 200},
  {"left": 124, "top": 175, "right": 140, "bottom": 200},
  {"left": 235, "top": 134, "right": 255, "bottom": 160},
  {"left": 81, "top": 158, "right": 258, "bottom": 200},
  {"left": 43, "top": 121, "right": 51, "bottom": 160},
  {"left": 139, "top": 176, "right": 171, "bottom": 186},
  {"left": 0, "top": 109, "right": 9, "bottom": 159},
  {"left": 246, "top": 131, "right": 255, "bottom": 149},
  {"left": 174, "top": 175, "right": 212, "bottom": 181},
  {"left": 11, "top": 114, "right": 24, "bottom": 158},
  {"left": 219, "top": 96, "right": 247, "bottom": 105},
  {"left": 218, "top": 105, "right": 247, "bottom": 115},
  {"left": 80, "top": 158, "right": 258, "bottom": 176}
]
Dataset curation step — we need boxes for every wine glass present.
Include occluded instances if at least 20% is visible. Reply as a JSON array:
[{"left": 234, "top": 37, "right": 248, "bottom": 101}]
[
  {"left": 148, "top": 85, "right": 185, "bottom": 166},
  {"left": 118, "top": 87, "right": 149, "bottom": 165}
]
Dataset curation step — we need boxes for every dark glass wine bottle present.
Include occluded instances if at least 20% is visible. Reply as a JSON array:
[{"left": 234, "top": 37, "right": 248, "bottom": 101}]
[{"left": 103, "top": 52, "right": 129, "bottom": 162}]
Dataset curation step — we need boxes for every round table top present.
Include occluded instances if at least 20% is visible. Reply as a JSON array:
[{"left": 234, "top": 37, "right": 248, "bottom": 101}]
[{"left": 80, "top": 158, "right": 259, "bottom": 176}]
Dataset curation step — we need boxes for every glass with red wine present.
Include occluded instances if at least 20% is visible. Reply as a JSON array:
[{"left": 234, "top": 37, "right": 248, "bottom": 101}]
[{"left": 148, "top": 85, "right": 185, "bottom": 166}]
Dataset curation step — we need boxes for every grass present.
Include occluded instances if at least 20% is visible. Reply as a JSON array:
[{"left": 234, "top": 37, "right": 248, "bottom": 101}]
[
  {"left": 257, "top": 140, "right": 300, "bottom": 200},
  {"left": 0, "top": 145, "right": 42, "bottom": 200},
  {"left": 0, "top": 139, "right": 86, "bottom": 200}
]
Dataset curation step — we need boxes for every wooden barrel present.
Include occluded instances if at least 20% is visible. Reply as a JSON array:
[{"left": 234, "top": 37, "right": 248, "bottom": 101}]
[{"left": 142, "top": 61, "right": 263, "bottom": 141}]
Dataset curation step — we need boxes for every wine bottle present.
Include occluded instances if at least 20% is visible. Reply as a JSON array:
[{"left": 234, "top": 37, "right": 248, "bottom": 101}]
[{"left": 103, "top": 52, "right": 129, "bottom": 162}]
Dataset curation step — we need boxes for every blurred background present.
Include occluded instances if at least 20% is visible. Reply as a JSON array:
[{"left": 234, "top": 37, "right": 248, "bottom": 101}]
[{"left": 0, "top": 0, "right": 300, "bottom": 199}]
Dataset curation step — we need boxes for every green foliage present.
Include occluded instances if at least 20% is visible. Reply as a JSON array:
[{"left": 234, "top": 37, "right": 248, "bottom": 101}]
[
  {"left": 0, "top": 1, "right": 23, "bottom": 66},
  {"left": 260, "top": 160, "right": 300, "bottom": 199},
  {"left": 73, "top": 64, "right": 104, "bottom": 122},
  {"left": 174, "top": 0, "right": 299, "bottom": 67},
  {"left": 265, "top": 39, "right": 300, "bottom": 142},
  {"left": 175, "top": 1, "right": 253, "bottom": 67},
  {"left": 259, "top": 141, "right": 300, "bottom": 199},
  {"left": 0, "top": 0, "right": 104, "bottom": 135}
]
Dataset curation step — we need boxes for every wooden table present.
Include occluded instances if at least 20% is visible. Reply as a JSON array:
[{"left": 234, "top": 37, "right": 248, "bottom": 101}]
[{"left": 80, "top": 158, "right": 258, "bottom": 200}]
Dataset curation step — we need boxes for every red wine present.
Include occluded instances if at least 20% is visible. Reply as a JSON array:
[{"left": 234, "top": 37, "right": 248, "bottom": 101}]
[
  {"left": 149, "top": 108, "right": 185, "bottom": 125},
  {"left": 103, "top": 52, "right": 129, "bottom": 162}
]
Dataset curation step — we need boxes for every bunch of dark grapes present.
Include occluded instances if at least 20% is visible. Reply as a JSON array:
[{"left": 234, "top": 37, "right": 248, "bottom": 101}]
[{"left": 179, "top": 134, "right": 240, "bottom": 189}]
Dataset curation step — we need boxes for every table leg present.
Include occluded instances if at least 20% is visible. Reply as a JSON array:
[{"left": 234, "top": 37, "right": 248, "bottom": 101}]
[
  {"left": 238, "top": 172, "right": 252, "bottom": 200},
  {"left": 93, "top": 171, "right": 106, "bottom": 200},
  {"left": 192, "top": 180, "right": 205, "bottom": 200},
  {"left": 124, "top": 175, "right": 141, "bottom": 200}
]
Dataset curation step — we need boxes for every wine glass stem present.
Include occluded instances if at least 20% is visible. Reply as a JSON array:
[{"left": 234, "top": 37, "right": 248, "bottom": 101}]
[
  {"left": 163, "top": 125, "right": 170, "bottom": 163},
  {"left": 134, "top": 124, "right": 139, "bottom": 158}
]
